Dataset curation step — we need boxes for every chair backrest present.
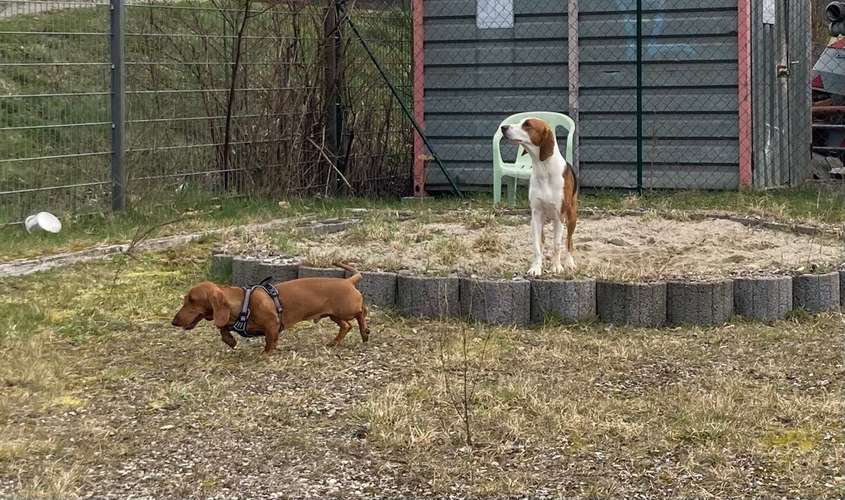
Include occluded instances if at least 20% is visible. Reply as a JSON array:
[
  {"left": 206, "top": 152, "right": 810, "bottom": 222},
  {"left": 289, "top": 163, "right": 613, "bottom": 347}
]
[{"left": 493, "top": 111, "right": 576, "bottom": 165}]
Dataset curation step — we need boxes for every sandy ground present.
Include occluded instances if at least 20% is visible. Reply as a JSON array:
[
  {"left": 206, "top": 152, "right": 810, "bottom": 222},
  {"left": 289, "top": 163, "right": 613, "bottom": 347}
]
[{"left": 222, "top": 212, "right": 844, "bottom": 281}]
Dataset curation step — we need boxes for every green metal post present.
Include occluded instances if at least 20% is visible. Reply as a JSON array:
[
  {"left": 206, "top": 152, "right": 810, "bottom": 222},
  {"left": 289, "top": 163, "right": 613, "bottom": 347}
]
[{"left": 635, "top": 0, "right": 643, "bottom": 194}]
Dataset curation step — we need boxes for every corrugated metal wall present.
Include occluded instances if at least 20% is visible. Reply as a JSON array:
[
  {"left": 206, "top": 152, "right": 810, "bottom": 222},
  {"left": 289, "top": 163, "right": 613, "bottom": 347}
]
[
  {"left": 422, "top": 0, "right": 742, "bottom": 191},
  {"left": 750, "top": 0, "right": 811, "bottom": 188},
  {"left": 423, "top": 0, "right": 569, "bottom": 190}
]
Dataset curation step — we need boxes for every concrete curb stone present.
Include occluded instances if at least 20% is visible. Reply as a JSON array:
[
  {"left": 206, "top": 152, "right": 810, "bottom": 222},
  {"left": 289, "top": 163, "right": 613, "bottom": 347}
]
[
  {"left": 596, "top": 281, "right": 667, "bottom": 327},
  {"left": 460, "top": 278, "right": 531, "bottom": 326},
  {"left": 667, "top": 280, "right": 734, "bottom": 326},
  {"left": 733, "top": 276, "right": 793, "bottom": 322},
  {"left": 530, "top": 279, "right": 596, "bottom": 324}
]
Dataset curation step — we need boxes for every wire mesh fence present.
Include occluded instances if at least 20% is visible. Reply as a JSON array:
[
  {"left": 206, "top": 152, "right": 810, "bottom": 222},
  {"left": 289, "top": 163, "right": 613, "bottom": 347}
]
[
  {"left": 415, "top": 0, "right": 821, "bottom": 195},
  {"left": 0, "top": 0, "right": 834, "bottom": 224},
  {"left": 811, "top": 0, "right": 845, "bottom": 181},
  {"left": 0, "top": 0, "right": 112, "bottom": 224},
  {"left": 0, "top": 0, "right": 413, "bottom": 224}
]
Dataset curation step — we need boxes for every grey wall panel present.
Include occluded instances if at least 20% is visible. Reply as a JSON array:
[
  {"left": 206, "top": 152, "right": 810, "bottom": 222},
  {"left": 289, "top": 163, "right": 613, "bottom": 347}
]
[{"left": 422, "top": 0, "right": 740, "bottom": 191}]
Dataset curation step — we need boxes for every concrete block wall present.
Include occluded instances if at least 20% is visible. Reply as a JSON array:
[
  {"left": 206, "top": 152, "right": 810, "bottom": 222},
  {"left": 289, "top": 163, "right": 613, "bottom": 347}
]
[{"left": 219, "top": 254, "right": 842, "bottom": 327}]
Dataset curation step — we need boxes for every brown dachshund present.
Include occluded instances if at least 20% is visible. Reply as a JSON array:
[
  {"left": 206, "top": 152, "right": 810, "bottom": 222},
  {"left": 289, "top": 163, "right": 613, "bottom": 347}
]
[{"left": 171, "top": 263, "right": 369, "bottom": 354}]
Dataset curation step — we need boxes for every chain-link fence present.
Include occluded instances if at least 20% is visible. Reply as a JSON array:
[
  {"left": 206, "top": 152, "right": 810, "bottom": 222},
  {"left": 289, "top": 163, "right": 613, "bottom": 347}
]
[
  {"left": 0, "top": 0, "right": 412, "bottom": 224},
  {"left": 414, "top": 0, "right": 821, "bottom": 195},
  {"left": 0, "top": 0, "right": 834, "bottom": 224},
  {"left": 812, "top": 0, "right": 845, "bottom": 181}
]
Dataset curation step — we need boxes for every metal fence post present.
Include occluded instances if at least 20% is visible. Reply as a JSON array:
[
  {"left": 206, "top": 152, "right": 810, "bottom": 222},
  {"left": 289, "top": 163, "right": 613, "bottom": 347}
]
[
  {"left": 635, "top": 0, "right": 643, "bottom": 194},
  {"left": 568, "top": 0, "right": 580, "bottom": 174},
  {"left": 324, "top": 0, "right": 343, "bottom": 195},
  {"left": 110, "top": 0, "right": 126, "bottom": 211}
]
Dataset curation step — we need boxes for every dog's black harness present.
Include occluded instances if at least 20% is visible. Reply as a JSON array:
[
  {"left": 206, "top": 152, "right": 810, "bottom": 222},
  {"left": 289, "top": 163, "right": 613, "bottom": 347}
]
[{"left": 232, "top": 277, "right": 284, "bottom": 338}]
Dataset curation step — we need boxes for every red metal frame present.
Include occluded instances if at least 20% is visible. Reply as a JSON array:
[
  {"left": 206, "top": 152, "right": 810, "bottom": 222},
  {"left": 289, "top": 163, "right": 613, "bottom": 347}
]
[
  {"left": 411, "top": 0, "right": 427, "bottom": 197},
  {"left": 737, "top": 0, "right": 752, "bottom": 188}
]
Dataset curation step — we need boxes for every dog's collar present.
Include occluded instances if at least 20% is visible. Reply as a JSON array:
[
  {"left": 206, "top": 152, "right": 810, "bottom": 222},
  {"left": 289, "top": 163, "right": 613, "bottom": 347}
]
[{"left": 232, "top": 277, "right": 284, "bottom": 338}]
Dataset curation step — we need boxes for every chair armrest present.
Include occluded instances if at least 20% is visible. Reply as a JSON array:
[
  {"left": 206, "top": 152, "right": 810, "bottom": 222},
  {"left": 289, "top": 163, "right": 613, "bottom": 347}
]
[{"left": 492, "top": 130, "right": 504, "bottom": 170}]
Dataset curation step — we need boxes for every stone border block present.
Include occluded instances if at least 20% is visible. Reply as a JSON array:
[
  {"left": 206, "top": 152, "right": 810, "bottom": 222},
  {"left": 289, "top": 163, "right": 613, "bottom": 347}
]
[
  {"left": 209, "top": 254, "right": 233, "bottom": 282},
  {"left": 231, "top": 257, "right": 264, "bottom": 287},
  {"left": 357, "top": 271, "right": 398, "bottom": 308},
  {"left": 530, "top": 279, "right": 596, "bottom": 324},
  {"left": 298, "top": 266, "right": 345, "bottom": 279},
  {"left": 667, "top": 280, "right": 734, "bottom": 326},
  {"left": 840, "top": 269, "right": 845, "bottom": 308},
  {"left": 733, "top": 276, "right": 792, "bottom": 322},
  {"left": 596, "top": 281, "right": 667, "bottom": 327},
  {"left": 396, "top": 275, "right": 460, "bottom": 319},
  {"left": 460, "top": 278, "right": 531, "bottom": 326},
  {"left": 793, "top": 272, "right": 841, "bottom": 313}
]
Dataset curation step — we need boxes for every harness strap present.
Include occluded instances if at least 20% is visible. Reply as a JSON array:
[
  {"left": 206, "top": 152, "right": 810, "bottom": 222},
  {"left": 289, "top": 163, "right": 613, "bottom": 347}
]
[
  {"left": 259, "top": 276, "right": 284, "bottom": 317},
  {"left": 231, "top": 277, "right": 284, "bottom": 338},
  {"left": 232, "top": 286, "right": 253, "bottom": 335}
]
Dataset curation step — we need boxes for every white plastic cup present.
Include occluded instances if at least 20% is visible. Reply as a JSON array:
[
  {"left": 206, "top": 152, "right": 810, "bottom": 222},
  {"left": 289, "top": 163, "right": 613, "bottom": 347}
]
[{"left": 24, "top": 212, "right": 62, "bottom": 234}]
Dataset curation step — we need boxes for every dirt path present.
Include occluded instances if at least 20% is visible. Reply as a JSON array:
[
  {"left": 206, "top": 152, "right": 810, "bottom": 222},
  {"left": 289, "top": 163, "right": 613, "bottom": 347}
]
[{"left": 0, "top": 218, "right": 292, "bottom": 278}]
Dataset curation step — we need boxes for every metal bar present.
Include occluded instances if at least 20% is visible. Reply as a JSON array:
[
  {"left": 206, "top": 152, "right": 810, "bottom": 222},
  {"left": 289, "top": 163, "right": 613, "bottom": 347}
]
[
  {"left": 0, "top": 122, "right": 111, "bottom": 131},
  {"left": 334, "top": 0, "right": 345, "bottom": 195},
  {"left": 635, "top": 0, "right": 643, "bottom": 194},
  {"left": 125, "top": 87, "right": 317, "bottom": 94},
  {"left": 0, "top": 151, "right": 111, "bottom": 163},
  {"left": 110, "top": 0, "right": 126, "bottom": 211},
  {"left": 124, "top": 61, "right": 302, "bottom": 66},
  {"left": 324, "top": 0, "right": 340, "bottom": 194},
  {"left": 0, "top": 31, "right": 108, "bottom": 36},
  {"left": 0, "top": 91, "right": 110, "bottom": 99},
  {"left": 737, "top": 0, "right": 752, "bottom": 188},
  {"left": 568, "top": 0, "right": 580, "bottom": 172},
  {"left": 125, "top": 33, "right": 309, "bottom": 40},
  {"left": 812, "top": 106, "right": 845, "bottom": 113},
  {"left": 126, "top": 139, "right": 279, "bottom": 154},
  {"left": 0, "top": 181, "right": 110, "bottom": 197},
  {"left": 126, "top": 113, "right": 293, "bottom": 124},
  {"left": 0, "top": 62, "right": 110, "bottom": 67},
  {"left": 411, "top": 0, "right": 426, "bottom": 197},
  {"left": 338, "top": 1, "right": 462, "bottom": 197}
]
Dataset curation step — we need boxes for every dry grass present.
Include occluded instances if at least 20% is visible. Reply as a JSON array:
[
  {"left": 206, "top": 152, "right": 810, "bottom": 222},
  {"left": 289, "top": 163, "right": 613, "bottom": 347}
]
[{"left": 0, "top": 244, "right": 843, "bottom": 497}]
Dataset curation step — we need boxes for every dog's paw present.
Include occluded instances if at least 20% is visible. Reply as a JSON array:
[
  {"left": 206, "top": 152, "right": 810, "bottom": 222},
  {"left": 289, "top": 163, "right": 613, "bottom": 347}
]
[
  {"left": 564, "top": 254, "right": 576, "bottom": 270},
  {"left": 527, "top": 263, "right": 543, "bottom": 277},
  {"left": 550, "top": 261, "right": 564, "bottom": 274}
]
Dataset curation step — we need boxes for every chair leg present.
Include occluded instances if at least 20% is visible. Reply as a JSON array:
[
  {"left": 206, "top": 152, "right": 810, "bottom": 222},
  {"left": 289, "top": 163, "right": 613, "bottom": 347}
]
[
  {"left": 493, "top": 171, "right": 503, "bottom": 205},
  {"left": 507, "top": 177, "right": 517, "bottom": 206}
]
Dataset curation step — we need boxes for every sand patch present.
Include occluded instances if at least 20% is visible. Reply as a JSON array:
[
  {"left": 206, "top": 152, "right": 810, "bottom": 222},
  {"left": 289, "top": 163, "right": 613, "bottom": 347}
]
[{"left": 221, "top": 212, "right": 844, "bottom": 281}]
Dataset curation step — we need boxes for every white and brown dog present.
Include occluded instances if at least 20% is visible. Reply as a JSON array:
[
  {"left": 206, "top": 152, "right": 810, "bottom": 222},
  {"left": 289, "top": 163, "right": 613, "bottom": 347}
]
[{"left": 501, "top": 117, "right": 578, "bottom": 276}]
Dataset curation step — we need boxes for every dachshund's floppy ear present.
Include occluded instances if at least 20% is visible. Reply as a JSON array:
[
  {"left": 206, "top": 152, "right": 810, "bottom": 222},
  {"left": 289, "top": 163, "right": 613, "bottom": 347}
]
[{"left": 209, "top": 287, "right": 231, "bottom": 329}]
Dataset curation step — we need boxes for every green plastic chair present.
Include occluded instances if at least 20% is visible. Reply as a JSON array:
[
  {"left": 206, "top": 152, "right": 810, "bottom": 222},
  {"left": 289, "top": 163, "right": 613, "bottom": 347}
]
[{"left": 492, "top": 111, "right": 575, "bottom": 206}]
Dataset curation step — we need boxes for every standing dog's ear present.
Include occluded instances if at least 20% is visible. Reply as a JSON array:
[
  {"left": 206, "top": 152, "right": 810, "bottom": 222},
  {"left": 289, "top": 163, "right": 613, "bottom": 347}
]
[
  {"left": 210, "top": 287, "right": 231, "bottom": 328},
  {"left": 539, "top": 124, "right": 555, "bottom": 162}
]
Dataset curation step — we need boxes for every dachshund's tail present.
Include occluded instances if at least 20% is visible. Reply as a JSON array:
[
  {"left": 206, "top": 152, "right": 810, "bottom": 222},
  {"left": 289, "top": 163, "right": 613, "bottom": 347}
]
[{"left": 334, "top": 262, "right": 362, "bottom": 285}]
